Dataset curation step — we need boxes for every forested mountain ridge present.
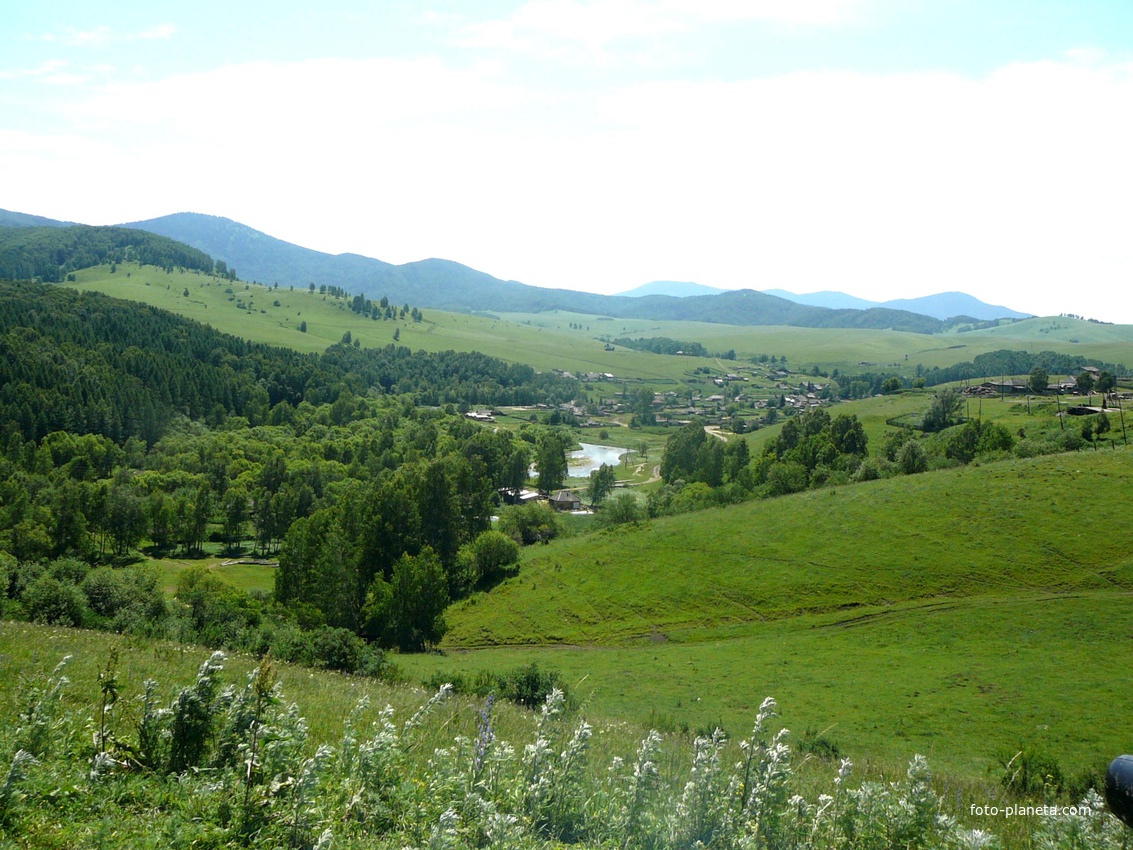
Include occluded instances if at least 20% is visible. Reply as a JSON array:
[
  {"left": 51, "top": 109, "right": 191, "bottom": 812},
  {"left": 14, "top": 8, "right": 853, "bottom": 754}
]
[
  {"left": 0, "top": 280, "right": 580, "bottom": 446},
  {"left": 0, "top": 225, "right": 217, "bottom": 282},
  {"left": 118, "top": 212, "right": 946, "bottom": 332},
  {"left": 0, "top": 208, "right": 75, "bottom": 228}
]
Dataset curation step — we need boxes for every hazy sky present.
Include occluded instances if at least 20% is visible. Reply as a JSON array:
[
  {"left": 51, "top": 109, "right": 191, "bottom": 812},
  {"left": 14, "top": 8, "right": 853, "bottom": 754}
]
[{"left": 3, "top": 1, "right": 1132, "bottom": 322}]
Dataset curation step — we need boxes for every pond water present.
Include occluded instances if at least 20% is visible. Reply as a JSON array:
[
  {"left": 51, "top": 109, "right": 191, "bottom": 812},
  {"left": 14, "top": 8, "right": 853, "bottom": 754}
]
[{"left": 567, "top": 443, "right": 628, "bottom": 477}]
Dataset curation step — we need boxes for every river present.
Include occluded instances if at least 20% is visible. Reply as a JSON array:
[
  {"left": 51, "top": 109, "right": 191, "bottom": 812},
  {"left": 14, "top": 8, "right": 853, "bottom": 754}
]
[{"left": 567, "top": 443, "right": 628, "bottom": 477}]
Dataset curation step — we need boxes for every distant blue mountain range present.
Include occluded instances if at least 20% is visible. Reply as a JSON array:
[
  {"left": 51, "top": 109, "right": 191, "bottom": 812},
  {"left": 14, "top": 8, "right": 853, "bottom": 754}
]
[
  {"left": 621, "top": 282, "right": 1029, "bottom": 321},
  {"left": 1, "top": 207, "right": 1026, "bottom": 330}
]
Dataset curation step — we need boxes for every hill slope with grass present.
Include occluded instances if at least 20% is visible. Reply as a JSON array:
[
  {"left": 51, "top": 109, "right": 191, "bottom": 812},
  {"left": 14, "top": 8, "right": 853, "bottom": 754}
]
[
  {"left": 396, "top": 447, "right": 1133, "bottom": 776},
  {"left": 442, "top": 450, "right": 1133, "bottom": 647}
]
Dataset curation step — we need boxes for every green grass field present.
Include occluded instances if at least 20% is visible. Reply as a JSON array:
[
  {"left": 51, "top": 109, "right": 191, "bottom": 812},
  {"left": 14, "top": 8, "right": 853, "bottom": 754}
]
[
  {"left": 67, "top": 264, "right": 1133, "bottom": 381},
  {"left": 67, "top": 265, "right": 703, "bottom": 383},
  {"left": 149, "top": 555, "right": 276, "bottom": 596},
  {"left": 394, "top": 446, "right": 1133, "bottom": 779},
  {"left": 57, "top": 262, "right": 1133, "bottom": 789}
]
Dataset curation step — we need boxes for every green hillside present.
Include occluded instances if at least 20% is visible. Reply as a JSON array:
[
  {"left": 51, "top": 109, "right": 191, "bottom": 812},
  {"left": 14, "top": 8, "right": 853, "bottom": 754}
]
[
  {"left": 395, "top": 447, "right": 1133, "bottom": 776},
  {"left": 67, "top": 264, "right": 1133, "bottom": 382},
  {"left": 441, "top": 449, "right": 1133, "bottom": 646},
  {"left": 66, "top": 264, "right": 700, "bottom": 383}
]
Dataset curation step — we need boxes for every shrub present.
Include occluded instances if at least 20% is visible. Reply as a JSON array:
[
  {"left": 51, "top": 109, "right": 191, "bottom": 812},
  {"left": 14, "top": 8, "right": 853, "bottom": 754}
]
[
  {"left": 499, "top": 502, "right": 560, "bottom": 545},
  {"left": 998, "top": 745, "right": 1064, "bottom": 796},
  {"left": 423, "top": 662, "right": 569, "bottom": 710},
  {"left": 766, "top": 461, "right": 809, "bottom": 496},
  {"left": 21, "top": 575, "right": 87, "bottom": 627},
  {"left": 470, "top": 529, "right": 520, "bottom": 587},
  {"left": 499, "top": 662, "right": 569, "bottom": 709},
  {"left": 897, "top": 439, "right": 928, "bottom": 475},
  {"left": 81, "top": 567, "right": 129, "bottom": 618},
  {"left": 599, "top": 492, "right": 645, "bottom": 526}
]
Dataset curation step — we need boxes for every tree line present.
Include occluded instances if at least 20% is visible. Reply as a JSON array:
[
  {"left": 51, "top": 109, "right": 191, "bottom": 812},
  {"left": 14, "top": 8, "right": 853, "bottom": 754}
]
[
  {"left": 918, "top": 349, "right": 1128, "bottom": 387},
  {"left": 0, "top": 397, "right": 575, "bottom": 661},
  {"left": 0, "top": 281, "right": 579, "bottom": 446}
]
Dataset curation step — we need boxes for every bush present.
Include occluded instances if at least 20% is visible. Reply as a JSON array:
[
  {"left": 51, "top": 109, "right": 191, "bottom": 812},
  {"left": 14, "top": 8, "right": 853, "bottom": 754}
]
[
  {"left": 499, "top": 502, "right": 560, "bottom": 545},
  {"left": 470, "top": 529, "right": 520, "bottom": 587},
  {"left": 997, "top": 745, "right": 1064, "bottom": 796},
  {"left": 766, "top": 461, "right": 809, "bottom": 496},
  {"left": 599, "top": 492, "right": 645, "bottom": 526},
  {"left": 423, "top": 662, "right": 569, "bottom": 710},
  {"left": 81, "top": 567, "right": 129, "bottom": 617},
  {"left": 897, "top": 439, "right": 928, "bottom": 475},
  {"left": 22, "top": 575, "right": 88, "bottom": 626}
]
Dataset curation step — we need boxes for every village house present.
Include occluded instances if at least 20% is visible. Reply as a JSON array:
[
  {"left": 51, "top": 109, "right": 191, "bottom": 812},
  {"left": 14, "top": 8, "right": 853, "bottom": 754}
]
[{"left": 548, "top": 490, "right": 582, "bottom": 511}]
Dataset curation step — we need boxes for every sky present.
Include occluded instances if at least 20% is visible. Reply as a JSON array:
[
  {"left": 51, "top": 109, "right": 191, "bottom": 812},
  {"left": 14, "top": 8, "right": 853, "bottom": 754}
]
[{"left": 2, "top": 1, "right": 1132, "bottom": 322}]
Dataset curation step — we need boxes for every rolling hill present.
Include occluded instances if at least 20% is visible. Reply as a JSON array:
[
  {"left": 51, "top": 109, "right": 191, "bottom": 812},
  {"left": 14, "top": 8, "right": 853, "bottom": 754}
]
[
  {"left": 0, "top": 207, "right": 1025, "bottom": 332},
  {"left": 765, "top": 288, "right": 1031, "bottom": 321},
  {"left": 400, "top": 445, "right": 1133, "bottom": 775},
  {"left": 119, "top": 213, "right": 944, "bottom": 332}
]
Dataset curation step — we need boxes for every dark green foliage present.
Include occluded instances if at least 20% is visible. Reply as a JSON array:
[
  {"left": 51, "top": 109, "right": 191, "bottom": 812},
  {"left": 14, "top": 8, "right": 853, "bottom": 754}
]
[
  {"left": 425, "top": 661, "right": 568, "bottom": 710},
  {"left": 1028, "top": 366, "right": 1049, "bottom": 394},
  {"left": 897, "top": 439, "right": 929, "bottom": 475},
  {"left": 587, "top": 463, "right": 617, "bottom": 506},
  {"left": 598, "top": 492, "right": 644, "bottom": 526},
  {"left": 758, "top": 407, "right": 869, "bottom": 491},
  {"left": 921, "top": 387, "right": 963, "bottom": 433},
  {"left": 944, "top": 420, "right": 1016, "bottom": 464},
  {"left": 367, "top": 548, "right": 449, "bottom": 652},
  {"left": 613, "top": 336, "right": 708, "bottom": 357},
  {"left": 465, "top": 529, "right": 520, "bottom": 589},
  {"left": 534, "top": 430, "right": 571, "bottom": 494},
  {"left": 498, "top": 502, "right": 560, "bottom": 545},
  {"left": 660, "top": 422, "right": 707, "bottom": 483},
  {"left": 920, "top": 349, "right": 1127, "bottom": 387},
  {"left": 0, "top": 280, "right": 579, "bottom": 446},
  {"left": 630, "top": 386, "right": 656, "bottom": 427},
  {"left": 0, "top": 225, "right": 214, "bottom": 282},
  {"left": 168, "top": 651, "right": 226, "bottom": 773},
  {"left": 80, "top": 565, "right": 166, "bottom": 627},
  {"left": 269, "top": 625, "right": 386, "bottom": 675},
  {"left": 21, "top": 575, "right": 87, "bottom": 626},
  {"left": 764, "top": 461, "right": 809, "bottom": 496}
]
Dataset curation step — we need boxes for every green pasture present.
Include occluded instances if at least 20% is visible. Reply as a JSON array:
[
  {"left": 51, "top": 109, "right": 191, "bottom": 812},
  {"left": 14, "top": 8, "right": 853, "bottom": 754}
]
[
  {"left": 149, "top": 555, "right": 276, "bottom": 596},
  {"left": 405, "top": 591, "right": 1133, "bottom": 778},
  {"left": 390, "top": 446, "right": 1133, "bottom": 778},
  {"left": 67, "top": 265, "right": 701, "bottom": 383},
  {"left": 958, "top": 316, "right": 1133, "bottom": 367},
  {"left": 502, "top": 310, "right": 1133, "bottom": 374},
  {"left": 67, "top": 265, "right": 1133, "bottom": 385},
  {"left": 438, "top": 448, "right": 1133, "bottom": 648}
]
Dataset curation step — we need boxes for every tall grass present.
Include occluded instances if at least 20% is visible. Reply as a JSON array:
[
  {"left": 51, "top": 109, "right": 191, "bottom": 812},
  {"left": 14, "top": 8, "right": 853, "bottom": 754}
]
[{"left": 0, "top": 641, "right": 1129, "bottom": 849}]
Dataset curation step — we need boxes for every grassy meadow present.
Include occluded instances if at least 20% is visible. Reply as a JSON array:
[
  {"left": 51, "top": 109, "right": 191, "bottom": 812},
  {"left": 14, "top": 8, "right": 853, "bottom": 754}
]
[
  {"left": 67, "top": 264, "right": 700, "bottom": 383},
  {"left": 395, "top": 446, "right": 1133, "bottom": 780},
  {"left": 68, "top": 264, "right": 1133, "bottom": 379},
  {"left": 43, "top": 262, "right": 1133, "bottom": 799}
]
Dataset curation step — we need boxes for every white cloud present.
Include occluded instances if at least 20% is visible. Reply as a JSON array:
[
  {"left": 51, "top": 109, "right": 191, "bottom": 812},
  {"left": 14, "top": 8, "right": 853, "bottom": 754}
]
[
  {"left": 459, "top": 0, "right": 865, "bottom": 62},
  {"left": 138, "top": 24, "right": 177, "bottom": 40},
  {"left": 55, "top": 23, "right": 176, "bottom": 48},
  {"left": 4, "top": 51, "right": 1132, "bottom": 321},
  {"left": 0, "top": 59, "right": 69, "bottom": 81}
]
